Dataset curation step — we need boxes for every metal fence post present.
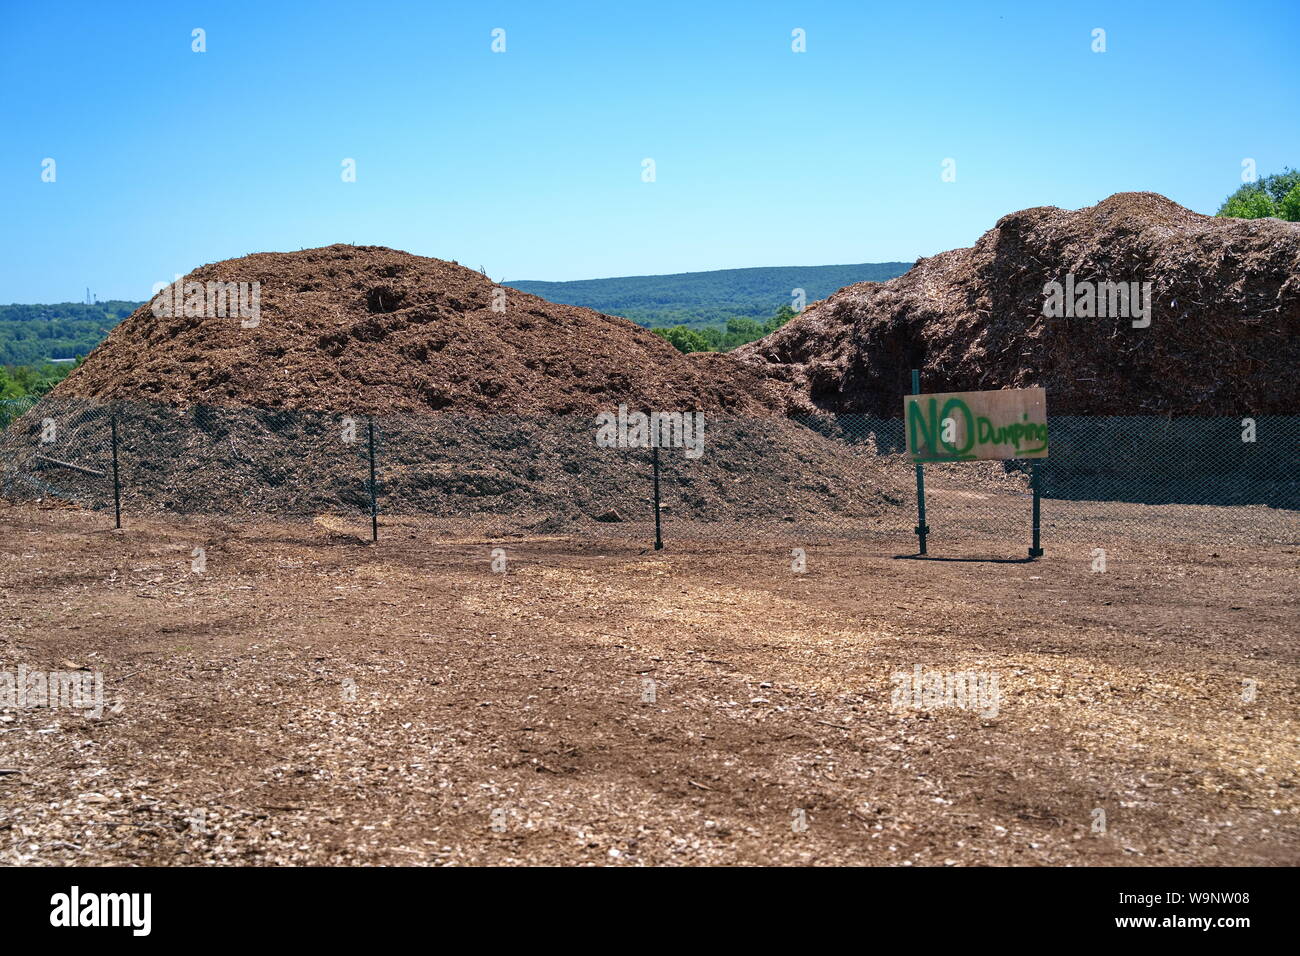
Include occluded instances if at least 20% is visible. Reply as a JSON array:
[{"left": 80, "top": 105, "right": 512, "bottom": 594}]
[
  {"left": 367, "top": 415, "right": 378, "bottom": 543},
  {"left": 912, "top": 369, "right": 929, "bottom": 554},
  {"left": 110, "top": 414, "right": 122, "bottom": 530},
  {"left": 1029, "top": 460, "right": 1043, "bottom": 559},
  {"left": 652, "top": 444, "right": 663, "bottom": 550}
]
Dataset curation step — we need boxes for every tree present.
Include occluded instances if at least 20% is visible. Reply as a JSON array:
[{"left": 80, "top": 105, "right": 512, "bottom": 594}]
[
  {"left": 1220, "top": 191, "right": 1277, "bottom": 219},
  {"left": 652, "top": 325, "right": 710, "bottom": 354},
  {"left": 0, "top": 361, "right": 73, "bottom": 400},
  {"left": 1217, "top": 168, "right": 1300, "bottom": 221},
  {"left": 765, "top": 305, "right": 797, "bottom": 333},
  {"left": 1280, "top": 183, "right": 1300, "bottom": 223},
  {"left": 725, "top": 317, "right": 765, "bottom": 340},
  {"left": 652, "top": 303, "right": 802, "bottom": 354}
]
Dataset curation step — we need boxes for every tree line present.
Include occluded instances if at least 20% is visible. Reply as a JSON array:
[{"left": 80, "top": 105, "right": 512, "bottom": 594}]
[
  {"left": 1217, "top": 168, "right": 1300, "bottom": 221},
  {"left": 651, "top": 306, "right": 797, "bottom": 353},
  {"left": 0, "top": 301, "right": 135, "bottom": 365}
]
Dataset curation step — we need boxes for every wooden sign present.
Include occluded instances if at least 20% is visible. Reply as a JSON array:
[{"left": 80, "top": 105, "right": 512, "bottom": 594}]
[{"left": 905, "top": 387, "right": 1048, "bottom": 462}]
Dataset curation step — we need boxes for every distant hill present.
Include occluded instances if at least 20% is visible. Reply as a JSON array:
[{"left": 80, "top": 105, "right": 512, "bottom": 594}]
[
  {"left": 507, "top": 262, "right": 914, "bottom": 328},
  {"left": 0, "top": 301, "right": 137, "bottom": 365}
]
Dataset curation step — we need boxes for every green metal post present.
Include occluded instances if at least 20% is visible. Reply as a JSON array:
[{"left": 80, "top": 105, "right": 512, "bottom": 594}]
[
  {"left": 652, "top": 445, "right": 663, "bottom": 550},
  {"left": 367, "top": 416, "right": 378, "bottom": 543},
  {"left": 110, "top": 415, "right": 122, "bottom": 530},
  {"left": 1028, "top": 460, "right": 1043, "bottom": 558},
  {"left": 912, "top": 369, "right": 929, "bottom": 554}
]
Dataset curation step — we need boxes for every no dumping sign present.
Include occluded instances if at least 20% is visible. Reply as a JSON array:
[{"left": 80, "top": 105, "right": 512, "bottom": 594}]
[{"left": 905, "top": 387, "right": 1048, "bottom": 462}]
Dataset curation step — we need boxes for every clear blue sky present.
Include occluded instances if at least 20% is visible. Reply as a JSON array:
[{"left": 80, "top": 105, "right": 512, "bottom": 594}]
[{"left": 2, "top": 0, "right": 1296, "bottom": 302}]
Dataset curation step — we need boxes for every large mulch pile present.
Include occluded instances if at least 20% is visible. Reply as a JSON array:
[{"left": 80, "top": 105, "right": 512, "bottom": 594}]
[
  {"left": 735, "top": 192, "right": 1300, "bottom": 416},
  {"left": 6, "top": 247, "right": 916, "bottom": 521},
  {"left": 55, "top": 245, "right": 787, "bottom": 416}
]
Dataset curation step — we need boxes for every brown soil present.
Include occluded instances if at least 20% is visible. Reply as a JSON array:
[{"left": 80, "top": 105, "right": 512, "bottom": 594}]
[
  {"left": 2, "top": 501, "right": 1295, "bottom": 866},
  {"left": 736, "top": 192, "right": 1300, "bottom": 416}
]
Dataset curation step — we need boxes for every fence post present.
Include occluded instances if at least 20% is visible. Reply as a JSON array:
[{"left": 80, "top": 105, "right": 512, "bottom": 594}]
[
  {"left": 911, "top": 369, "right": 929, "bottom": 554},
  {"left": 1028, "top": 460, "right": 1043, "bottom": 559},
  {"left": 367, "top": 415, "right": 378, "bottom": 543},
  {"left": 109, "top": 413, "right": 122, "bottom": 530},
  {"left": 652, "top": 444, "right": 663, "bottom": 550}
]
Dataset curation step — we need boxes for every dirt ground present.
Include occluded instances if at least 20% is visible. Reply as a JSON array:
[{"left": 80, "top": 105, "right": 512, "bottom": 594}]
[{"left": 1, "top": 500, "right": 1296, "bottom": 866}]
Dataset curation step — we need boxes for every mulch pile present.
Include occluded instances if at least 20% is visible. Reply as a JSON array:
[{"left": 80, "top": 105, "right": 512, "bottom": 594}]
[
  {"left": 7, "top": 246, "right": 913, "bottom": 521},
  {"left": 736, "top": 192, "right": 1300, "bottom": 416},
  {"left": 1, "top": 399, "right": 916, "bottom": 524},
  {"left": 56, "top": 245, "right": 786, "bottom": 416},
  {"left": 15, "top": 193, "right": 1281, "bottom": 523}
]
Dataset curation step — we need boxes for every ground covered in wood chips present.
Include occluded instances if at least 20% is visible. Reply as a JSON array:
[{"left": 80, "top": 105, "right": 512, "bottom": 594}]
[{"left": 1, "top": 501, "right": 1295, "bottom": 866}]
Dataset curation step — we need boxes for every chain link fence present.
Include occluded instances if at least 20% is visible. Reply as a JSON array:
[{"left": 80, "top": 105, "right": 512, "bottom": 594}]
[
  {"left": 0, "top": 396, "right": 38, "bottom": 432},
  {"left": 1, "top": 398, "right": 1296, "bottom": 552}
]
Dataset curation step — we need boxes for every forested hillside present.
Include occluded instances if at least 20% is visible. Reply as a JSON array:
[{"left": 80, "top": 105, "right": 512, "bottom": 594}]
[
  {"left": 0, "top": 301, "right": 136, "bottom": 365},
  {"left": 508, "top": 262, "right": 913, "bottom": 327}
]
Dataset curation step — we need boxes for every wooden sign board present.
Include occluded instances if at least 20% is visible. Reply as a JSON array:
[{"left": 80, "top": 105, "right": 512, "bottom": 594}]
[{"left": 905, "top": 387, "right": 1048, "bottom": 462}]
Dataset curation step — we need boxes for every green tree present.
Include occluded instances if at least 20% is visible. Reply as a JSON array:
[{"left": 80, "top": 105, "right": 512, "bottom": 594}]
[
  {"left": 652, "top": 303, "right": 801, "bottom": 354},
  {"left": 1279, "top": 183, "right": 1300, "bottom": 222},
  {"left": 764, "top": 304, "right": 797, "bottom": 333},
  {"left": 1217, "top": 167, "right": 1300, "bottom": 220},
  {"left": 0, "top": 361, "right": 72, "bottom": 399},
  {"left": 725, "top": 317, "right": 764, "bottom": 338},
  {"left": 1220, "top": 191, "right": 1277, "bottom": 219},
  {"left": 652, "top": 325, "right": 710, "bottom": 354}
]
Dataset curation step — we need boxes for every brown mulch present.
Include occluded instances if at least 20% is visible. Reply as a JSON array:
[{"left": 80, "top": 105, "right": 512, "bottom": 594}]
[
  {"left": 1, "top": 501, "right": 1295, "bottom": 866},
  {"left": 736, "top": 192, "right": 1300, "bottom": 416},
  {"left": 55, "top": 245, "right": 787, "bottom": 416}
]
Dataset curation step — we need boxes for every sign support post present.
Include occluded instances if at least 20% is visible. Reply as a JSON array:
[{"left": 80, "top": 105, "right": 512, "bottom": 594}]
[
  {"left": 367, "top": 416, "right": 378, "bottom": 543},
  {"left": 911, "top": 369, "right": 929, "bottom": 555},
  {"left": 110, "top": 414, "right": 122, "bottom": 530},
  {"left": 1028, "top": 461, "right": 1043, "bottom": 559},
  {"left": 903, "top": 383, "right": 1048, "bottom": 559},
  {"left": 652, "top": 445, "right": 663, "bottom": 550}
]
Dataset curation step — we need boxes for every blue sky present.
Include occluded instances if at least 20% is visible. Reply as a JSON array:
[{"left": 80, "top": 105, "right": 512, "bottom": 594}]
[{"left": 1, "top": 0, "right": 1296, "bottom": 302}]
